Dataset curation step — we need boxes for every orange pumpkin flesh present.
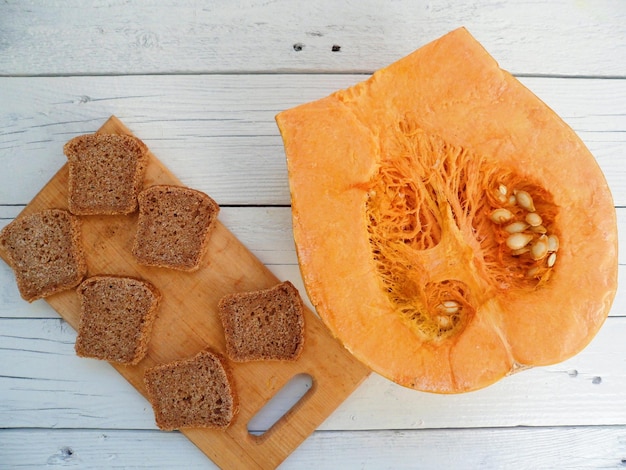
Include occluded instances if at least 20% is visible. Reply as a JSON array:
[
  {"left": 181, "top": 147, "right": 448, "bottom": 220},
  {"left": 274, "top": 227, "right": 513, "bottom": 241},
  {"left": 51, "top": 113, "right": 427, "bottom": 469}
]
[{"left": 275, "top": 28, "right": 618, "bottom": 393}]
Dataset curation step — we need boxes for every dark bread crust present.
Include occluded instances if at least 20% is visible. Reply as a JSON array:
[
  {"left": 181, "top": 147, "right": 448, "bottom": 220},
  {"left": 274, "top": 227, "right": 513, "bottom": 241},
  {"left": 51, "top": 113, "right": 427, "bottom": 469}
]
[
  {"left": 64, "top": 133, "right": 148, "bottom": 215},
  {"left": 0, "top": 209, "right": 87, "bottom": 302},
  {"left": 74, "top": 275, "right": 161, "bottom": 365},
  {"left": 132, "top": 185, "right": 220, "bottom": 271},
  {"left": 144, "top": 349, "right": 239, "bottom": 431},
  {"left": 218, "top": 281, "right": 305, "bottom": 362}
]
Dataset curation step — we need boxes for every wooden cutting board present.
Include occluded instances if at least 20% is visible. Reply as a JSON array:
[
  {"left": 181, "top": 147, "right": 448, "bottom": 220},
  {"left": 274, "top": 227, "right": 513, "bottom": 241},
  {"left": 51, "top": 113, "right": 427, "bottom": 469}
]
[{"left": 0, "top": 116, "right": 371, "bottom": 469}]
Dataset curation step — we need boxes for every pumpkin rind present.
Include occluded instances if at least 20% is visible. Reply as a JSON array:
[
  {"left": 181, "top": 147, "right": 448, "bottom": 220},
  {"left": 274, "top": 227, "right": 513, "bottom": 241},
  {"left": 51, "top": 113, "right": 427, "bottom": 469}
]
[{"left": 276, "top": 28, "right": 618, "bottom": 393}]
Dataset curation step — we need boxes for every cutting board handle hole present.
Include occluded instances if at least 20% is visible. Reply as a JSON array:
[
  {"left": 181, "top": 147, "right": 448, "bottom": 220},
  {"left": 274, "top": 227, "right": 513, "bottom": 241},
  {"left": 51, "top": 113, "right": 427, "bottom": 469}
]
[{"left": 247, "top": 373, "right": 314, "bottom": 438}]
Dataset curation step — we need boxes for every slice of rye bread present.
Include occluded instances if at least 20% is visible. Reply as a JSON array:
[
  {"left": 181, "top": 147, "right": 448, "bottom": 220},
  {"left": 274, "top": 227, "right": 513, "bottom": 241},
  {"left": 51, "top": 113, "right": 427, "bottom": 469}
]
[
  {"left": 0, "top": 209, "right": 87, "bottom": 302},
  {"left": 64, "top": 133, "right": 148, "bottom": 215},
  {"left": 218, "top": 281, "right": 305, "bottom": 362},
  {"left": 132, "top": 185, "right": 220, "bottom": 271},
  {"left": 75, "top": 275, "right": 161, "bottom": 365},
  {"left": 144, "top": 349, "right": 238, "bottom": 431}
]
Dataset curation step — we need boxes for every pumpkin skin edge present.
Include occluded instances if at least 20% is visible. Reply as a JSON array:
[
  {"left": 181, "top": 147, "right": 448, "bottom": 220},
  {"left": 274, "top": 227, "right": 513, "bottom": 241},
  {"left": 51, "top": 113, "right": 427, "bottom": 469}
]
[{"left": 275, "top": 27, "right": 618, "bottom": 393}]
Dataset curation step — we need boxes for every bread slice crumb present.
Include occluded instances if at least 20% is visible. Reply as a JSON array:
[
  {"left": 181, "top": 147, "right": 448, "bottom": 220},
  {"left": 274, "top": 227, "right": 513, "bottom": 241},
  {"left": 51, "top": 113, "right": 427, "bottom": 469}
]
[
  {"left": 64, "top": 133, "right": 148, "bottom": 215},
  {"left": 0, "top": 209, "right": 87, "bottom": 302},
  {"left": 144, "top": 349, "right": 238, "bottom": 431},
  {"left": 218, "top": 281, "right": 305, "bottom": 362},
  {"left": 132, "top": 185, "right": 220, "bottom": 271},
  {"left": 75, "top": 275, "right": 161, "bottom": 365}
]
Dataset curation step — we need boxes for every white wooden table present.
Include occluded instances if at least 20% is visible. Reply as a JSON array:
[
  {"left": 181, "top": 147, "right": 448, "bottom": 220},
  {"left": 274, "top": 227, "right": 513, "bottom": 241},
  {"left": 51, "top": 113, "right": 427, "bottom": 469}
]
[{"left": 1, "top": 1, "right": 625, "bottom": 468}]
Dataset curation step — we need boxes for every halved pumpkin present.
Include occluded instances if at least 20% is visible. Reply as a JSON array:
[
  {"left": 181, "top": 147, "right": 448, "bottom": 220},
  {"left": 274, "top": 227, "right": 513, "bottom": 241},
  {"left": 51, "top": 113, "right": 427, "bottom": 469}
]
[{"left": 275, "top": 28, "right": 618, "bottom": 393}]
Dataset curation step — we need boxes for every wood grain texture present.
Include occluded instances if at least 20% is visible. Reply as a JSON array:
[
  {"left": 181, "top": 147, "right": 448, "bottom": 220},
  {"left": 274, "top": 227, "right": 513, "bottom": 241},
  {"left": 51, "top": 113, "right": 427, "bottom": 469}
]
[
  {"left": 0, "top": 116, "right": 370, "bottom": 469},
  {"left": 3, "top": 245, "right": 626, "bottom": 440},
  {"left": 2, "top": 316, "right": 626, "bottom": 431},
  {"left": 1, "top": 0, "right": 625, "bottom": 76},
  {"left": 2, "top": 427, "right": 625, "bottom": 469}
]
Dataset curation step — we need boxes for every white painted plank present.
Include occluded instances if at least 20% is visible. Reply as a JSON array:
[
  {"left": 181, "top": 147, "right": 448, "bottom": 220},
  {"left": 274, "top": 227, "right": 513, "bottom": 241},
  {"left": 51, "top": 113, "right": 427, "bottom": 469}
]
[
  {"left": 1, "top": 0, "right": 625, "bottom": 77},
  {"left": 0, "top": 75, "right": 624, "bottom": 206},
  {"left": 1, "top": 426, "right": 626, "bottom": 469},
  {"left": 2, "top": 317, "right": 626, "bottom": 430},
  {"left": 335, "top": 322, "right": 626, "bottom": 430}
]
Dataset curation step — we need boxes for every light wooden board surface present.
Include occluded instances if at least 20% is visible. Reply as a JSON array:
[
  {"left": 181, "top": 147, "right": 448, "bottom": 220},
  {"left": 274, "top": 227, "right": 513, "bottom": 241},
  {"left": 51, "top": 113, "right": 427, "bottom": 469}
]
[{"left": 1, "top": 1, "right": 625, "bottom": 468}]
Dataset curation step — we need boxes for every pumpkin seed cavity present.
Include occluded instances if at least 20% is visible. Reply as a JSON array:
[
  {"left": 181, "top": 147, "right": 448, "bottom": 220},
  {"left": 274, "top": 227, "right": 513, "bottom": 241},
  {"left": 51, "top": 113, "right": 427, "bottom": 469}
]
[
  {"left": 365, "top": 122, "right": 559, "bottom": 342},
  {"left": 488, "top": 181, "right": 559, "bottom": 280}
]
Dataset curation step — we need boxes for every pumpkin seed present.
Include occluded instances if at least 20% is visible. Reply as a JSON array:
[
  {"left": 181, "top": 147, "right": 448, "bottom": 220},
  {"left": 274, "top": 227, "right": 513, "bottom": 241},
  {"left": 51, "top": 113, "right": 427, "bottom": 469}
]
[
  {"left": 494, "top": 186, "right": 508, "bottom": 204},
  {"left": 527, "top": 266, "right": 540, "bottom": 278},
  {"left": 530, "top": 235, "right": 549, "bottom": 260},
  {"left": 439, "top": 301, "right": 460, "bottom": 314},
  {"left": 504, "top": 221, "right": 529, "bottom": 233},
  {"left": 531, "top": 224, "right": 547, "bottom": 234},
  {"left": 514, "top": 190, "right": 535, "bottom": 212},
  {"left": 499, "top": 184, "right": 508, "bottom": 195},
  {"left": 490, "top": 208, "right": 514, "bottom": 224},
  {"left": 547, "top": 234, "right": 559, "bottom": 252},
  {"left": 506, "top": 233, "right": 533, "bottom": 250},
  {"left": 547, "top": 252, "right": 557, "bottom": 267},
  {"left": 511, "top": 247, "right": 530, "bottom": 256},
  {"left": 436, "top": 315, "right": 452, "bottom": 328},
  {"left": 525, "top": 212, "right": 542, "bottom": 227}
]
